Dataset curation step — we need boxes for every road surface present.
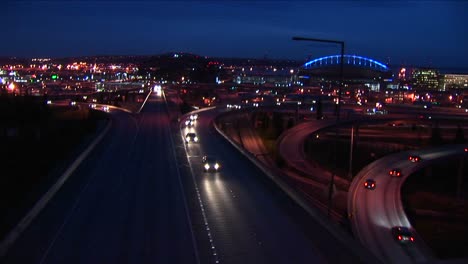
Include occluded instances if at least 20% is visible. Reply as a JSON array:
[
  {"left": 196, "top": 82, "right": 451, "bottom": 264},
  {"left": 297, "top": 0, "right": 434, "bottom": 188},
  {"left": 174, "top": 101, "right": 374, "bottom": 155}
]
[
  {"left": 178, "top": 107, "right": 373, "bottom": 263},
  {"left": 348, "top": 144, "right": 468, "bottom": 263},
  {"left": 2, "top": 93, "right": 199, "bottom": 264}
]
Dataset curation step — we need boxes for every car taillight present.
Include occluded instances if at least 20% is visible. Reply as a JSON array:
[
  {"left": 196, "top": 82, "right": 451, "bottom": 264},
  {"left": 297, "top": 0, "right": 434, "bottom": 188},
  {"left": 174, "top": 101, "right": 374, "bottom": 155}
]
[
  {"left": 398, "top": 235, "right": 402, "bottom": 240},
  {"left": 410, "top": 237, "right": 414, "bottom": 241}
]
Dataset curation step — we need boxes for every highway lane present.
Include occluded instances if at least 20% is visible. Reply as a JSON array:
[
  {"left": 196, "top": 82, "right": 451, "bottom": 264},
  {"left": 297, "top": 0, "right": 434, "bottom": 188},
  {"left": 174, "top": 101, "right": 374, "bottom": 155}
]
[
  {"left": 277, "top": 119, "right": 351, "bottom": 191},
  {"left": 349, "top": 145, "right": 467, "bottom": 263},
  {"left": 179, "top": 108, "right": 371, "bottom": 264},
  {"left": 2, "top": 93, "right": 199, "bottom": 264}
]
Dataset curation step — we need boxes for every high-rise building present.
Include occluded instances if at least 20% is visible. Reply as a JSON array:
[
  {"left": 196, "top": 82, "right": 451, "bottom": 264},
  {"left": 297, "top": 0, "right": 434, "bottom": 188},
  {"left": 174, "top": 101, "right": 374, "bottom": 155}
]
[
  {"left": 411, "top": 68, "right": 442, "bottom": 90},
  {"left": 443, "top": 74, "right": 468, "bottom": 89}
]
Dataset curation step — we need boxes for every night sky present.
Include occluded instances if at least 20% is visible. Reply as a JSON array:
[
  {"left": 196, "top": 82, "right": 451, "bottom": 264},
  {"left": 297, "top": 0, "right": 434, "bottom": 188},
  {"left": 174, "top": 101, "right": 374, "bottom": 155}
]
[{"left": 4, "top": 1, "right": 468, "bottom": 69}]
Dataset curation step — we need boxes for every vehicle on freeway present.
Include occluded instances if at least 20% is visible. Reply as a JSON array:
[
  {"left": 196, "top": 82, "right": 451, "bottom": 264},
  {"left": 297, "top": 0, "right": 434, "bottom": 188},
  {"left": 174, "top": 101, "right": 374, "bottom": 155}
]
[
  {"left": 227, "top": 104, "right": 241, "bottom": 109},
  {"left": 202, "top": 155, "right": 221, "bottom": 172},
  {"left": 185, "top": 132, "right": 198, "bottom": 143},
  {"left": 389, "top": 169, "right": 402, "bottom": 177},
  {"left": 391, "top": 226, "right": 415, "bottom": 243},
  {"left": 185, "top": 119, "right": 195, "bottom": 127},
  {"left": 364, "top": 179, "right": 376, "bottom": 190},
  {"left": 408, "top": 155, "right": 421, "bottom": 162}
]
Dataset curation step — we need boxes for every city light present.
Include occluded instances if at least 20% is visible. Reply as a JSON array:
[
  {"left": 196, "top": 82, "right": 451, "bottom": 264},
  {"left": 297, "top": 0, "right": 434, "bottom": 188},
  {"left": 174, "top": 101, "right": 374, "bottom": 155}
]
[
  {"left": 8, "top": 82, "right": 15, "bottom": 91},
  {"left": 154, "top": 85, "right": 162, "bottom": 96}
]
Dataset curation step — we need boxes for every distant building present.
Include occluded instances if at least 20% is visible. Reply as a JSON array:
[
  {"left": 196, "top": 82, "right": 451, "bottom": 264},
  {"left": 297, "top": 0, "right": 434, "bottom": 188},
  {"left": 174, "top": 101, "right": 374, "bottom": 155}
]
[
  {"left": 443, "top": 74, "right": 468, "bottom": 90},
  {"left": 235, "top": 68, "right": 294, "bottom": 87},
  {"left": 411, "top": 68, "right": 442, "bottom": 91}
]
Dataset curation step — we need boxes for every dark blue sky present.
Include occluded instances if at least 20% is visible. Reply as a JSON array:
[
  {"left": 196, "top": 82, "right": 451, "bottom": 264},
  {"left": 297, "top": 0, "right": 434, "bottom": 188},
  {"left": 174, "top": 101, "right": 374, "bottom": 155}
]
[{"left": 4, "top": 1, "right": 468, "bottom": 68}]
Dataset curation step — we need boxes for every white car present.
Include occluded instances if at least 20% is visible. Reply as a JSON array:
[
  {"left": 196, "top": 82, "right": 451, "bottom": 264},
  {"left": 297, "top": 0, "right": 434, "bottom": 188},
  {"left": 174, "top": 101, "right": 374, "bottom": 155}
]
[
  {"left": 185, "top": 132, "right": 198, "bottom": 143},
  {"left": 185, "top": 119, "right": 195, "bottom": 127},
  {"left": 202, "top": 156, "right": 221, "bottom": 172}
]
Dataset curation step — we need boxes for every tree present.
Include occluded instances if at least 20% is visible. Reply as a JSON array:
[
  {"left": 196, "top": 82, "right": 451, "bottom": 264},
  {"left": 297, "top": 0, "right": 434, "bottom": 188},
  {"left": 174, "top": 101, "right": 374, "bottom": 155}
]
[
  {"left": 180, "top": 100, "right": 193, "bottom": 114},
  {"left": 454, "top": 124, "right": 465, "bottom": 144},
  {"left": 287, "top": 117, "right": 295, "bottom": 129},
  {"left": 316, "top": 97, "right": 323, "bottom": 120},
  {"left": 430, "top": 122, "right": 443, "bottom": 145},
  {"left": 272, "top": 112, "right": 283, "bottom": 138}
]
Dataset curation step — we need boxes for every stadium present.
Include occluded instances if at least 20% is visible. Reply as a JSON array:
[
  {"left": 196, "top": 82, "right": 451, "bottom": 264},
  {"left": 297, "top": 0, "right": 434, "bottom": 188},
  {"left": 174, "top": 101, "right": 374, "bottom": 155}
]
[{"left": 297, "top": 55, "right": 393, "bottom": 89}]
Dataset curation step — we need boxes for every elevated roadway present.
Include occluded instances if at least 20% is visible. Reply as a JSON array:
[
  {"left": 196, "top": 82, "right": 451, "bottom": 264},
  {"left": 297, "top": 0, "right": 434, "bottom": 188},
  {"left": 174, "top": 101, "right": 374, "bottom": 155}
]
[{"left": 348, "top": 145, "right": 468, "bottom": 263}]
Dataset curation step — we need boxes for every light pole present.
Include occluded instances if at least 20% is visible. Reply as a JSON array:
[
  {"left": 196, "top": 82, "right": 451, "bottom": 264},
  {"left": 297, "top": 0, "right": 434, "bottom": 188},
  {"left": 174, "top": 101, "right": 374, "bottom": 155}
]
[
  {"left": 292, "top": 36, "right": 345, "bottom": 120},
  {"left": 292, "top": 36, "right": 345, "bottom": 217}
]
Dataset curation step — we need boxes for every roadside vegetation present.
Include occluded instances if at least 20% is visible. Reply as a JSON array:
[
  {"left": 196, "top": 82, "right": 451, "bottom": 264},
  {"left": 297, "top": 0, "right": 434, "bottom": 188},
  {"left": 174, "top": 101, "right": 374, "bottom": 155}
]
[
  {"left": 402, "top": 156, "right": 468, "bottom": 259},
  {"left": 0, "top": 96, "right": 108, "bottom": 240}
]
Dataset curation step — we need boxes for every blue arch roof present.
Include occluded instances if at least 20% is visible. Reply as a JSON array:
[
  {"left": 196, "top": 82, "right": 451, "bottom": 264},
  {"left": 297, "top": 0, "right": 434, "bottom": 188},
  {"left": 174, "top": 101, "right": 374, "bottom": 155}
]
[{"left": 304, "top": 55, "right": 389, "bottom": 71}]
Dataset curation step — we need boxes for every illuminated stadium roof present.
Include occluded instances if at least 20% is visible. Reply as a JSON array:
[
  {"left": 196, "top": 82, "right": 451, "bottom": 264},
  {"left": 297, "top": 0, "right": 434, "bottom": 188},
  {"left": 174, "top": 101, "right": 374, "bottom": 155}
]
[{"left": 304, "top": 55, "right": 389, "bottom": 72}]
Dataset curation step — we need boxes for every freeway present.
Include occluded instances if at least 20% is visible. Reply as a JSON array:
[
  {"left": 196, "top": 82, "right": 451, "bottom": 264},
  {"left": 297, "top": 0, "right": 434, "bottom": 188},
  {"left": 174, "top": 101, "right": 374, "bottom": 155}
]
[
  {"left": 348, "top": 145, "right": 468, "bottom": 263},
  {"left": 2, "top": 93, "right": 199, "bottom": 263},
  {"left": 178, "top": 107, "right": 374, "bottom": 264},
  {"left": 2, "top": 90, "right": 375, "bottom": 264}
]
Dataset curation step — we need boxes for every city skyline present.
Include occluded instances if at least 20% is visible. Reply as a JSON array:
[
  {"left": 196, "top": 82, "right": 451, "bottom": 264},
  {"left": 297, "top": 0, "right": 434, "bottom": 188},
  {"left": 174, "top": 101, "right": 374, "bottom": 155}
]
[{"left": 4, "top": 1, "right": 468, "bottom": 69}]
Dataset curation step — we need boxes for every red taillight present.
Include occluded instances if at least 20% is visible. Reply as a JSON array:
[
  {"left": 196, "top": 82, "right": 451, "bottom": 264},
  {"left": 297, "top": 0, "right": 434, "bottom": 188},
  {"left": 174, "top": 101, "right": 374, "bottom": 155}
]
[
  {"left": 398, "top": 235, "right": 402, "bottom": 240},
  {"left": 371, "top": 183, "right": 375, "bottom": 187},
  {"left": 364, "top": 182, "right": 368, "bottom": 186},
  {"left": 397, "top": 172, "right": 401, "bottom": 176},
  {"left": 465, "top": 148, "right": 468, "bottom": 152},
  {"left": 410, "top": 237, "right": 414, "bottom": 242},
  {"left": 389, "top": 171, "right": 393, "bottom": 175}
]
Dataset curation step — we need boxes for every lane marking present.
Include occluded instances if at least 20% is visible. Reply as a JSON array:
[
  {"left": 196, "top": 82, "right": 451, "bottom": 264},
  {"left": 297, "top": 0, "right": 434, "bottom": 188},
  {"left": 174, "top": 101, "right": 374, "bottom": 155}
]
[
  {"left": 137, "top": 91, "right": 152, "bottom": 114},
  {"left": 163, "top": 91, "right": 202, "bottom": 264}
]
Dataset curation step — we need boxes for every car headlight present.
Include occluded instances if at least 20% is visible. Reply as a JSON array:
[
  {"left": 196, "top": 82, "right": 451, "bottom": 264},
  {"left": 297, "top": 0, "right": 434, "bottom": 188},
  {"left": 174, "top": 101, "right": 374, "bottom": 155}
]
[
  {"left": 194, "top": 137, "right": 198, "bottom": 142},
  {"left": 186, "top": 137, "right": 190, "bottom": 142},
  {"left": 214, "top": 163, "right": 220, "bottom": 170},
  {"left": 204, "top": 164, "right": 210, "bottom": 170}
]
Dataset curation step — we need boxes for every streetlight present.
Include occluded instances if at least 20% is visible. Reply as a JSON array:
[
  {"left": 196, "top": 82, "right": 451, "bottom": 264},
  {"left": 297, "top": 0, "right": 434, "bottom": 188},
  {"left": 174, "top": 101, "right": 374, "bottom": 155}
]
[
  {"left": 292, "top": 36, "right": 345, "bottom": 119},
  {"left": 292, "top": 36, "right": 345, "bottom": 217}
]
